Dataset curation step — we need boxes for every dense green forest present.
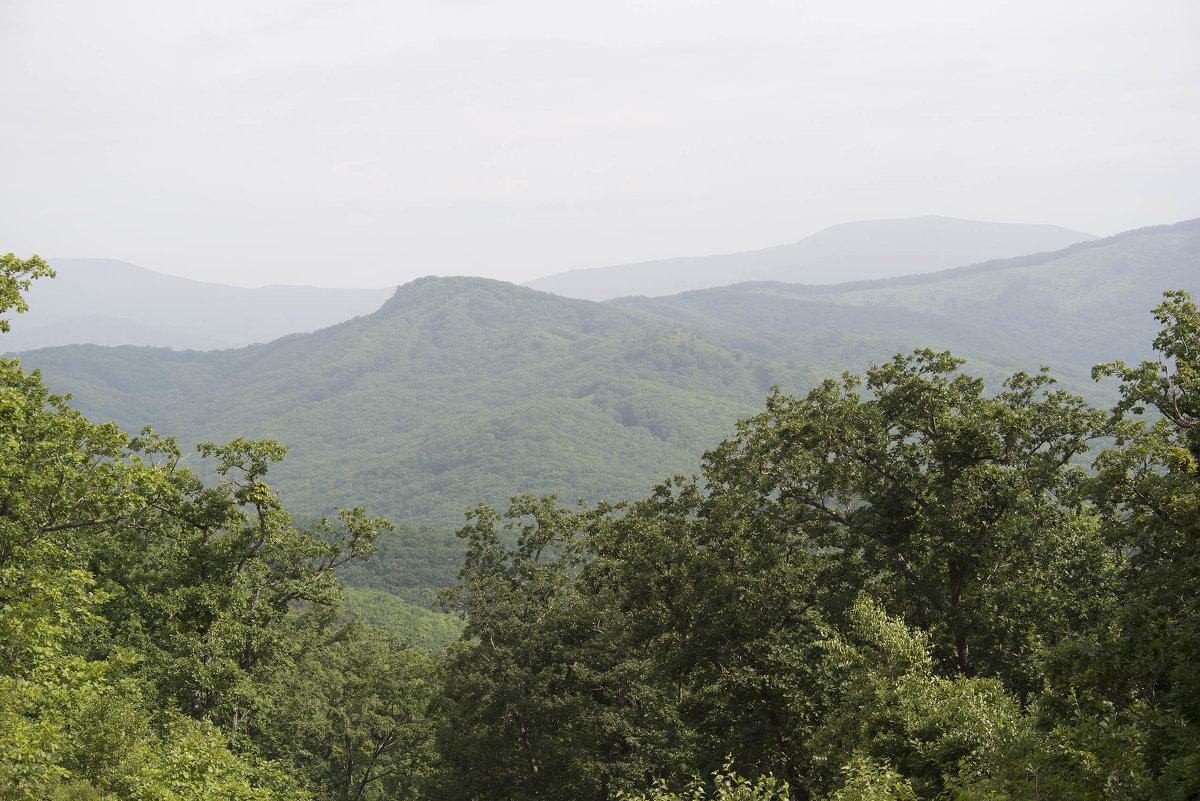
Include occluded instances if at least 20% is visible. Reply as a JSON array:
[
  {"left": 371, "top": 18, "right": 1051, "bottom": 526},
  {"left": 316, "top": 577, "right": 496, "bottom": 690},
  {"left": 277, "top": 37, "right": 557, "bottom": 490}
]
[{"left": 3, "top": 251, "right": 1199, "bottom": 799}]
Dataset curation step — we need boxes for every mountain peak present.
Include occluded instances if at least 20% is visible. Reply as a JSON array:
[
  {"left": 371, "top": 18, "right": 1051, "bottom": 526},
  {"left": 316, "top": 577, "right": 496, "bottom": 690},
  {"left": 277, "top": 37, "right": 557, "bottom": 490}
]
[{"left": 372, "top": 275, "right": 653, "bottom": 342}]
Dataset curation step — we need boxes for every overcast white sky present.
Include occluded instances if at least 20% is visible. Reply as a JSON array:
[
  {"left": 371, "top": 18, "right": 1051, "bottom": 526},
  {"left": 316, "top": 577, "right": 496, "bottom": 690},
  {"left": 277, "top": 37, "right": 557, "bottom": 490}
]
[{"left": 2, "top": 0, "right": 1197, "bottom": 287}]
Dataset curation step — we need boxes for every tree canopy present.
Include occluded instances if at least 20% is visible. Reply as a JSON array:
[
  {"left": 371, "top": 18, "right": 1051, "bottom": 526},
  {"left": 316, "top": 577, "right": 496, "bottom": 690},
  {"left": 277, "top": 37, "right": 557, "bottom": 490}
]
[{"left": 436, "top": 291, "right": 1200, "bottom": 800}]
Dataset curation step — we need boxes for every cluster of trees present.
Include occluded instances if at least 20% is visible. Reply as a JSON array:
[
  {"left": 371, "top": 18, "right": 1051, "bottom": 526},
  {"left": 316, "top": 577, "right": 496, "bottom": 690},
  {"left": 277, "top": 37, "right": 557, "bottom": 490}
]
[
  {"left": 3, "top": 250, "right": 1198, "bottom": 799},
  {"left": 1, "top": 255, "right": 435, "bottom": 800}
]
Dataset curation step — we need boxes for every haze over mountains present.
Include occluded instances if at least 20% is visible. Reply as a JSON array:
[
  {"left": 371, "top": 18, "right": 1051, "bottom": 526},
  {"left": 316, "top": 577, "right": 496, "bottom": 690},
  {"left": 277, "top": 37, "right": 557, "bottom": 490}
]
[
  {"left": 525, "top": 216, "right": 1096, "bottom": 301},
  {"left": 614, "top": 219, "right": 1200, "bottom": 377},
  {"left": 6, "top": 258, "right": 394, "bottom": 351},
  {"left": 6, "top": 216, "right": 1096, "bottom": 352}
]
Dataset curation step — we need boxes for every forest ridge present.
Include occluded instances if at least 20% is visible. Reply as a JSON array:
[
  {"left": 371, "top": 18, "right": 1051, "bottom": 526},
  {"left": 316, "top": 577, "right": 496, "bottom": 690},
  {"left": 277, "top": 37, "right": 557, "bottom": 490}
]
[{"left": 16, "top": 219, "right": 1200, "bottom": 530}]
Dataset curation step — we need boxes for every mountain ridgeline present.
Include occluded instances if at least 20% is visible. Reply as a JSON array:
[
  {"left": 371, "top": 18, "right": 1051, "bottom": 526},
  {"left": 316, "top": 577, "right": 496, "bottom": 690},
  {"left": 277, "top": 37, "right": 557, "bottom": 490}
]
[
  {"left": 7, "top": 258, "right": 393, "bottom": 351},
  {"left": 613, "top": 218, "right": 1200, "bottom": 375},
  {"left": 20, "top": 276, "right": 813, "bottom": 526},
  {"left": 14, "top": 217, "right": 1091, "bottom": 351},
  {"left": 12, "top": 219, "right": 1200, "bottom": 606}
]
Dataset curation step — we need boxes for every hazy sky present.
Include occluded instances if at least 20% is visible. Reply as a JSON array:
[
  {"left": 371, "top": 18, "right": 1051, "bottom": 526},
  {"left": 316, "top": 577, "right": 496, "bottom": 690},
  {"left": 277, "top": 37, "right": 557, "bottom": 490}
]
[{"left": 2, "top": 0, "right": 1197, "bottom": 287}]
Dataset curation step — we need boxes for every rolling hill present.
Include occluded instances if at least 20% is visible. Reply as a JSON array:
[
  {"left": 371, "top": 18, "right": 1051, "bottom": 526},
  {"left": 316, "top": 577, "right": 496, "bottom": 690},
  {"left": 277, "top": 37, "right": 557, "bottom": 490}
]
[
  {"left": 526, "top": 216, "right": 1094, "bottom": 300},
  {"left": 16, "top": 276, "right": 813, "bottom": 526},
  {"left": 15, "top": 221, "right": 1197, "bottom": 526}
]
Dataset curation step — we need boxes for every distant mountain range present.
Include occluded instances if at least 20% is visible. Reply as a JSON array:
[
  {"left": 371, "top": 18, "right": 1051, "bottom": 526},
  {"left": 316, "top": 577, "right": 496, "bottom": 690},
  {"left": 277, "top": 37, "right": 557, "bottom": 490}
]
[
  {"left": 524, "top": 216, "right": 1095, "bottom": 300},
  {"left": 5, "top": 258, "right": 393, "bottom": 351},
  {"left": 6, "top": 217, "right": 1094, "bottom": 352},
  {"left": 11, "top": 217, "right": 1197, "bottom": 602},
  {"left": 612, "top": 219, "right": 1200, "bottom": 379},
  {"left": 17, "top": 277, "right": 813, "bottom": 526},
  {"left": 14, "top": 219, "right": 1197, "bottom": 532}
]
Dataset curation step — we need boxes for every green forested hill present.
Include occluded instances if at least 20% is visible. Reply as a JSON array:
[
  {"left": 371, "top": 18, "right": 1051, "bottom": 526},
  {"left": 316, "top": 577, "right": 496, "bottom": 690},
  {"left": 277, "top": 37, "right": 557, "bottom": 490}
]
[
  {"left": 13, "top": 223, "right": 1200, "bottom": 602},
  {"left": 613, "top": 218, "right": 1200, "bottom": 386},
  {"left": 17, "top": 276, "right": 813, "bottom": 527}
]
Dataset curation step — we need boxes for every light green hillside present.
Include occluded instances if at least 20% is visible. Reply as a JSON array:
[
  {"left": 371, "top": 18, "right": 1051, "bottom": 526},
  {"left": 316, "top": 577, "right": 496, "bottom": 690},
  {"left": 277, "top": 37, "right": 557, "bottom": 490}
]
[{"left": 341, "top": 586, "right": 464, "bottom": 651}]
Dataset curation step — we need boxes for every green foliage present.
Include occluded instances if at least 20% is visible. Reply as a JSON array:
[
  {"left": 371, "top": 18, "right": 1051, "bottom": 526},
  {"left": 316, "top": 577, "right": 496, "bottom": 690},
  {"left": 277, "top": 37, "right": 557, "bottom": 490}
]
[
  {"left": 434, "top": 497, "right": 679, "bottom": 801},
  {"left": 335, "top": 522, "right": 464, "bottom": 607},
  {"left": 702, "top": 350, "right": 1114, "bottom": 693},
  {"left": 83, "top": 433, "right": 391, "bottom": 738},
  {"left": 827, "top": 757, "right": 916, "bottom": 801},
  {"left": 0, "top": 253, "right": 54, "bottom": 333},
  {"left": 587, "top": 476, "right": 832, "bottom": 791},
  {"left": 813, "top": 597, "right": 1025, "bottom": 798},
  {"left": 255, "top": 607, "right": 439, "bottom": 801},
  {"left": 434, "top": 293, "right": 1200, "bottom": 799},
  {"left": 0, "top": 361, "right": 169, "bottom": 569},
  {"left": 1, "top": 265, "right": 401, "bottom": 799},
  {"left": 120, "top": 715, "right": 311, "bottom": 801},
  {"left": 618, "top": 761, "right": 791, "bottom": 801},
  {"left": 1058, "top": 289, "right": 1200, "bottom": 798},
  {"left": 1094, "top": 288, "right": 1199, "bottom": 444},
  {"left": 0, "top": 540, "right": 311, "bottom": 801},
  {"left": 9, "top": 251, "right": 1200, "bottom": 801}
]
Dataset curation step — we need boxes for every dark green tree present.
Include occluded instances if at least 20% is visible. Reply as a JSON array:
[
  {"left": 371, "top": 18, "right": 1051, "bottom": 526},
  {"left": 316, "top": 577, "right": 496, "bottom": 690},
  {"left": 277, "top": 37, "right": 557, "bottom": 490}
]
[
  {"left": 256, "top": 606, "right": 439, "bottom": 801},
  {"left": 436, "top": 350, "right": 1122, "bottom": 800},
  {"left": 701, "top": 351, "right": 1115, "bottom": 693},
  {"left": 1066, "top": 289, "right": 1200, "bottom": 794},
  {"left": 436, "top": 497, "right": 687, "bottom": 801},
  {"left": 0, "top": 252, "right": 53, "bottom": 333},
  {"left": 586, "top": 477, "right": 833, "bottom": 797},
  {"left": 81, "top": 434, "right": 392, "bottom": 742},
  {"left": 2, "top": 254, "right": 413, "bottom": 799}
]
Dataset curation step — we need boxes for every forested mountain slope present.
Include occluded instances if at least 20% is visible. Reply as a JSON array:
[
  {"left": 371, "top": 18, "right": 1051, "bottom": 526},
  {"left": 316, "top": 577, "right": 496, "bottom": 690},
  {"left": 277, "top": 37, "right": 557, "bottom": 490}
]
[
  {"left": 613, "top": 218, "right": 1200, "bottom": 381},
  {"left": 16, "top": 223, "right": 1198, "bottom": 600},
  {"left": 527, "top": 216, "right": 1093, "bottom": 300},
  {"left": 18, "top": 276, "right": 812, "bottom": 526}
]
